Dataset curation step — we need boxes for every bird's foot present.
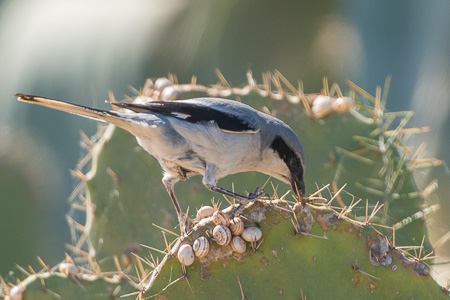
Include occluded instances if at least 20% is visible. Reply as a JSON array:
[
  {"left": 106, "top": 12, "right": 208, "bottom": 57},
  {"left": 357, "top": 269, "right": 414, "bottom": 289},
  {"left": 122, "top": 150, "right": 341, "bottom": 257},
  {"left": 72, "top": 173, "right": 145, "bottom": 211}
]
[
  {"left": 231, "top": 187, "right": 268, "bottom": 218},
  {"left": 248, "top": 187, "right": 269, "bottom": 199}
]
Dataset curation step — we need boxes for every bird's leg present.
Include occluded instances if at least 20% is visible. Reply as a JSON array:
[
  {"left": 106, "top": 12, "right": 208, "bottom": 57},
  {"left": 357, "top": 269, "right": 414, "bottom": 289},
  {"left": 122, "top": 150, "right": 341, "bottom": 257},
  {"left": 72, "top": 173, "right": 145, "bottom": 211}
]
[
  {"left": 162, "top": 174, "right": 193, "bottom": 235},
  {"left": 202, "top": 164, "right": 267, "bottom": 216}
]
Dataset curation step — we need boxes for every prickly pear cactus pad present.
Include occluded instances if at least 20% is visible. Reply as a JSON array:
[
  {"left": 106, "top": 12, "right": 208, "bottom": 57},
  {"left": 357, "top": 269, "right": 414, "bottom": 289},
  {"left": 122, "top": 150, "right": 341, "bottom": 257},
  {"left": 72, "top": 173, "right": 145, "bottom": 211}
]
[
  {"left": 145, "top": 200, "right": 445, "bottom": 299},
  {"left": 2, "top": 73, "right": 448, "bottom": 299}
]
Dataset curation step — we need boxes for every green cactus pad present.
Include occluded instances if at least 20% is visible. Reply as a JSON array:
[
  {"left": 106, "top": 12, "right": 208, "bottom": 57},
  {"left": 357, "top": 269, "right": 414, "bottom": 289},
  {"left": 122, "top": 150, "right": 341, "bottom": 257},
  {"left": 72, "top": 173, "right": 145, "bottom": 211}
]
[
  {"left": 4, "top": 74, "right": 446, "bottom": 299},
  {"left": 145, "top": 200, "right": 446, "bottom": 299}
]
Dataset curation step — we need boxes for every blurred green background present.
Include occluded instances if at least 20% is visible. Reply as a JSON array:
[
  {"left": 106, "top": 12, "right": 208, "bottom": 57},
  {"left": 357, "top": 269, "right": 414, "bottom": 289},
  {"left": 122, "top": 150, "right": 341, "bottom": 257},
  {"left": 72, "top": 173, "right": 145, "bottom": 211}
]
[{"left": 1, "top": 0, "right": 449, "bottom": 286}]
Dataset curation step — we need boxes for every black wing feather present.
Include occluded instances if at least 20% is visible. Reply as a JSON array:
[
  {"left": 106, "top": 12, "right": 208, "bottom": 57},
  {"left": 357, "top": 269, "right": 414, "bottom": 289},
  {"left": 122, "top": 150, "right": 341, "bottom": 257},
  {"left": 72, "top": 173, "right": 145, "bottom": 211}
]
[{"left": 111, "top": 101, "right": 257, "bottom": 133}]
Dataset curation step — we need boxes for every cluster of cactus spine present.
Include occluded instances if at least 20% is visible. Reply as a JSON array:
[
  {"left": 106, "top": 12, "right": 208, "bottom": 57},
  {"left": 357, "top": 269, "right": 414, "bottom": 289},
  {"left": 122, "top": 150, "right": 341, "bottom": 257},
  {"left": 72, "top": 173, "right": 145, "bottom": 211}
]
[{"left": 2, "top": 72, "right": 448, "bottom": 299}]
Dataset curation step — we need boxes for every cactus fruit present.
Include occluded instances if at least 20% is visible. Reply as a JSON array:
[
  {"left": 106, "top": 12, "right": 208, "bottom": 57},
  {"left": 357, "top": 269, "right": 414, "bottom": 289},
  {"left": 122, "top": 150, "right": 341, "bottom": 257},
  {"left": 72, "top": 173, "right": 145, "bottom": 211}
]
[{"left": 2, "top": 73, "right": 447, "bottom": 299}]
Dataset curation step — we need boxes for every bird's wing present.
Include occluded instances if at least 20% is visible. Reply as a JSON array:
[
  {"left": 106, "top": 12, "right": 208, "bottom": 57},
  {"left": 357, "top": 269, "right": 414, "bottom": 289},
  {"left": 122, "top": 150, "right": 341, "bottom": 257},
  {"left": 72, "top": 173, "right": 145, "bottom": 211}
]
[{"left": 111, "top": 100, "right": 260, "bottom": 133}]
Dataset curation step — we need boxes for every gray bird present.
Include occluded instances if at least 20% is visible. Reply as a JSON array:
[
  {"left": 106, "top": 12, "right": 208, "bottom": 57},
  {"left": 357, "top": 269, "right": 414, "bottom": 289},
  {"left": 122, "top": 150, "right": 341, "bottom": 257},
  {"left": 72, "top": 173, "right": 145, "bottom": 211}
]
[{"left": 15, "top": 93, "right": 306, "bottom": 232}]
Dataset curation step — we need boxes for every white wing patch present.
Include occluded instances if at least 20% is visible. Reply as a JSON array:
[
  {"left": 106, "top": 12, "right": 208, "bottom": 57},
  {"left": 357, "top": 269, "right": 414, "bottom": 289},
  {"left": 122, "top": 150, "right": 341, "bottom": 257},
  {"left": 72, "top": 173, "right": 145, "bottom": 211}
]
[
  {"left": 220, "top": 128, "right": 260, "bottom": 134},
  {"left": 170, "top": 112, "right": 191, "bottom": 119}
]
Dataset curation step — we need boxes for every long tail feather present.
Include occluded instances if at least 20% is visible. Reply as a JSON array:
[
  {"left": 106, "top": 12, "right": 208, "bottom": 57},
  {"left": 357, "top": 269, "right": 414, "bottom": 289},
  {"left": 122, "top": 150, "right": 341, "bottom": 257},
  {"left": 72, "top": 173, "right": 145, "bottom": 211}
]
[{"left": 15, "top": 93, "right": 131, "bottom": 129}]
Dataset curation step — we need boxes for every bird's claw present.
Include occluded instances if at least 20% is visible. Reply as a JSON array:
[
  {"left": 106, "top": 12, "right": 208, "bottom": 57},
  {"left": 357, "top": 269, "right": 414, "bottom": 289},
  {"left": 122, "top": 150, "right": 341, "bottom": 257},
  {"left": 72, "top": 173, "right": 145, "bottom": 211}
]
[
  {"left": 231, "top": 187, "right": 269, "bottom": 218},
  {"left": 248, "top": 187, "right": 268, "bottom": 199}
]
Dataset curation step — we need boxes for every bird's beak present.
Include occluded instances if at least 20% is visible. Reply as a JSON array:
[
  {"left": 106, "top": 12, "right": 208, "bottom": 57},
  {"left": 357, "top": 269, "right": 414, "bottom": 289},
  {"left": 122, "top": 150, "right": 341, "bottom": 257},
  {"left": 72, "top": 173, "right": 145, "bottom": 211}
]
[{"left": 291, "top": 179, "right": 305, "bottom": 199}]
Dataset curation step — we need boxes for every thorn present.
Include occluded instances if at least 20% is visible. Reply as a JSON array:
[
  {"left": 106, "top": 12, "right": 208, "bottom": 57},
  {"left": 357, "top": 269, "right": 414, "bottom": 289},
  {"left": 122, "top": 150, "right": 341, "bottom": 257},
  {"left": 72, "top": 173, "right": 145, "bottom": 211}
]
[
  {"left": 387, "top": 111, "right": 414, "bottom": 145},
  {"left": 147, "top": 251, "right": 157, "bottom": 269},
  {"left": 121, "top": 290, "right": 143, "bottom": 298},
  {"left": 215, "top": 69, "right": 231, "bottom": 88},
  {"left": 128, "top": 85, "right": 140, "bottom": 96},
  {"left": 330, "top": 82, "right": 343, "bottom": 98},
  {"left": 67, "top": 181, "right": 86, "bottom": 203},
  {"left": 124, "top": 94, "right": 134, "bottom": 103},
  {"left": 134, "top": 258, "right": 145, "bottom": 282},
  {"left": 138, "top": 269, "right": 153, "bottom": 288},
  {"left": 367, "top": 202, "right": 384, "bottom": 224},
  {"left": 393, "top": 204, "right": 440, "bottom": 230},
  {"left": 66, "top": 215, "right": 85, "bottom": 233},
  {"left": 162, "top": 232, "right": 171, "bottom": 253},
  {"left": 374, "top": 85, "right": 382, "bottom": 123},
  {"left": 354, "top": 182, "right": 385, "bottom": 197},
  {"left": 168, "top": 73, "right": 178, "bottom": 85},
  {"left": 322, "top": 77, "right": 329, "bottom": 96},
  {"left": 139, "top": 244, "right": 167, "bottom": 255},
  {"left": 409, "top": 142, "right": 427, "bottom": 164},
  {"left": 380, "top": 76, "right": 391, "bottom": 109},
  {"left": 0, "top": 275, "right": 10, "bottom": 294},
  {"left": 308, "top": 184, "right": 330, "bottom": 198},
  {"left": 365, "top": 199, "right": 369, "bottom": 224},
  {"left": 336, "top": 147, "right": 375, "bottom": 165},
  {"left": 112, "top": 285, "right": 122, "bottom": 297},
  {"left": 270, "top": 181, "right": 279, "bottom": 199},
  {"left": 71, "top": 203, "right": 87, "bottom": 212},
  {"left": 433, "top": 231, "right": 450, "bottom": 251},
  {"left": 78, "top": 194, "right": 92, "bottom": 206},
  {"left": 88, "top": 255, "right": 102, "bottom": 275},
  {"left": 271, "top": 74, "right": 283, "bottom": 95},
  {"left": 185, "top": 275, "right": 195, "bottom": 297},
  {"left": 279, "top": 190, "right": 291, "bottom": 201},
  {"left": 290, "top": 216, "right": 300, "bottom": 235},
  {"left": 420, "top": 179, "right": 439, "bottom": 198},
  {"left": 74, "top": 233, "right": 88, "bottom": 251},
  {"left": 221, "top": 194, "right": 234, "bottom": 206},
  {"left": 246, "top": 71, "right": 256, "bottom": 88},
  {"left": 301, "top": 232, "right": 328, "bottom": 239},
  {"left": 152, "top": 223, "right": 180, "bottom": 237},
  {"left": 28, "top": 264, "right": 37, "bottom": 275},
  {"left": 298, "top": 80, "right": 304, "bottom": 96},
  {"left": 337, "top": 206, "right": 348, "bottom": 219},
  {"left": 42, "top": 287, "right": 61, "bottom": 299},
  {"left": 114, "top": 256, "right": 123, "bottom": 273},
  {"left": 262, "top": 72, "right": 271, "bottom": 94},
  {"left": 300, "top": 91, "right": 313, "bottom": 117},
  {"left": 338, "top": 199, "right": 362, "bottom": 218},
  {"left": 190, "top": 75, "right": 197, "bottom": 86},
  {"left": 79, "top": 130, "right": 94, "bottom": 148},
  {"left": 393, "top": 226, "right": 396, "bottom": 248},
  {"left": 37, "top": 256, "right": 52, "bottom": 273},
  {"left": 107, "top": 168, "right": 120, "bottom": 185},
  {"left": 346, "top": 80, "right": 377, "bottom": 104},
  {"left": 65, "top": 244, "right": 90, "bottom": 258},
  {"left": 385, "top": 126, "right": 431, "bottom": 136},
  {"left": 211, "top": 198, "right": 221, "bottom": 211},
  {"left": 352, "top": 260, "right": 380, "bottom": 280},
  {"left": 418, "top": 235, "right": 425, "bottom": 260},
  {"left": 70, "top": 169, "right": 87, "bottom": 182},
  {"left": 274, "top": 70, "right": 298, "bottom": 95},
  {"left": 328, "top": 183, "right": 346, "bottom": 207},
  {"left": 237, "top": 277, "right": 247, "bottom": 300},
  {"left": 15, "top": 264, "right": 31, "bottom": 276},
  {"left": 301, "top": 289, "right": 306, "bottom": 300},
  {"left": 409, "top": 159, "right": 444, "bottom": 170}
]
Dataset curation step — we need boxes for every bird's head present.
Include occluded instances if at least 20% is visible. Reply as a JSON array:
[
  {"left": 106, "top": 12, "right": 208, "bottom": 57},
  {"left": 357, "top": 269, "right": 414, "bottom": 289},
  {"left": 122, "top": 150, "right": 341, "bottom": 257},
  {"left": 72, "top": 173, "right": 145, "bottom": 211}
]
[{"left": 270, "top": 135, "right": 306, "bottom": 198}]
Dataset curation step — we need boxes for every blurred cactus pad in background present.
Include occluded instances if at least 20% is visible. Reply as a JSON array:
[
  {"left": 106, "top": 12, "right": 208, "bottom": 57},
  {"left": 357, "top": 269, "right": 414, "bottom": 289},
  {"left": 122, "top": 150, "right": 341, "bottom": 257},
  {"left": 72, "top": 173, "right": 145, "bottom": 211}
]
[{"left": 2, "top": 73, "right": 449, "bottom": 299}]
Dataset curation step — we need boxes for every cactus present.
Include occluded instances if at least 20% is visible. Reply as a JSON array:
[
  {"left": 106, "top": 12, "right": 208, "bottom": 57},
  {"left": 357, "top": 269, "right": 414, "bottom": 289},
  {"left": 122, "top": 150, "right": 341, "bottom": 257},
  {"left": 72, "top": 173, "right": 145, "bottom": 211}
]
[{"left": 2, "top": 73, "right": 448, "bottom": 299}]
